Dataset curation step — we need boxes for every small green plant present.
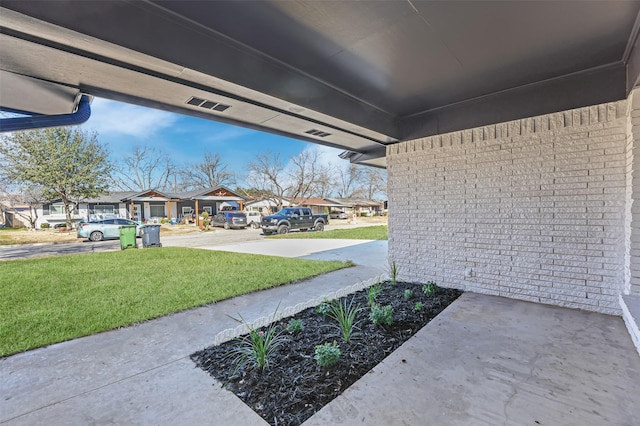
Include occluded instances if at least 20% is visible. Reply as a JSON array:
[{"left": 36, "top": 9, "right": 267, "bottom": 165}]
[
  {"left": 370, "top": 304, "right": 394, "bottom": 326},
  {"left": 366, "top": 283, "right": 382, "bottom": 307},
  {"left": 286, "top": 318, "right": 303, "bottom": 334},
  {"left": 316, "top": 300, "right": 331, "bottom": 316},
  {"left": 326, "top": 297, "right": 361, "bottom": 342},
  {"left": 423, "top": 281, "right": 439, "bottom": 295},
  {"left": 227, "top": 308, "right": 288, "bottom": 374},
  {"left": 403, "top": 289, "right": 413, "bottom": 300},
  {"left": 40, "top": 223, "right": 50, "bottom": 229},
  {"left": 314, "top": 341, "right": 341, "bottom": 367},
  {"left": 414, "top": 302, "right": 424, "bottom": 312},
  {"left": 387, "top": 259, "right": 399, "bottom": 285}
]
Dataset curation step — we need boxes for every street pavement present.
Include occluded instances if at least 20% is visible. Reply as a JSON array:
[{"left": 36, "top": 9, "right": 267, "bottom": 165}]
[{"left": 0, "top": 221, "right": 382, "bottom": 261}]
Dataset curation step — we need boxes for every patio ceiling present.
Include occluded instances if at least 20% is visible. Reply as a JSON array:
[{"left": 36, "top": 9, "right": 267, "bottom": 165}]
[{"left": 1, "top": 1, "right": 639, "bottom": 168}]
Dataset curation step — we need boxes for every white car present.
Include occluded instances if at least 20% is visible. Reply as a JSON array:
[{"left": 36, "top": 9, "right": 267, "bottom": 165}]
[
  {"left": 77, "top": 218, "right": 143, "bottom": 241},
  {"left": 245, "top": 211, "right": 262, "bottom": 229}
]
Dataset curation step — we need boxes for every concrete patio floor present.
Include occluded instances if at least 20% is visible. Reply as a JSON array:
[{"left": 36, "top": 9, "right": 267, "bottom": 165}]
[
  {"left": 2, "top": 239, "right": 639, "bottom": 425},
  {"left": 306, "top": 292, "right": 640, "bottom": 425}
]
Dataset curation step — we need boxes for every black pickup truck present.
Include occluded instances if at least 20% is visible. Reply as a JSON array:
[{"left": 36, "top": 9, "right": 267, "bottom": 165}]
[{"left": 261, "top": 207, "right": 329, "bottom": 235}]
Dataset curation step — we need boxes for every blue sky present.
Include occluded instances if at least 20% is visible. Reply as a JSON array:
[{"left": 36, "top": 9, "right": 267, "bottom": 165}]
[{"left": 80, "top": 98, "right": 347, "bottom": 185}]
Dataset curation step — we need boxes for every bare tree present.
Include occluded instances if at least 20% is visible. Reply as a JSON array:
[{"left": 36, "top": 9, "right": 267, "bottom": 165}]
[
  {"left": 314, "top": 166, "right": 334, "bottom": 199},
  {"left": 360, "top": 167, "right": 387, "bottom": 199},
  {"left": 336, "top": 164, "right": 365, "bottom": 198},
  {"left": 246, "top": 152, "right": 288, "bottom": 210},
  {"left": 111, "top": 145, "right": 176, "bottom": 192},
  {"left": 0, "top": 186, "right": 47, "bottom": 229},
  {"left": 287, "top": 150, "right": 330, "bottom": 203},
  {"left": 179, "top": 152, "right": 235, "bottom": 191}
]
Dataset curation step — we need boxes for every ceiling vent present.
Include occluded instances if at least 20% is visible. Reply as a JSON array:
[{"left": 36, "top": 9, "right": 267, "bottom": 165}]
[
  {"left": 186, "top": 97, "right": 230, "bottom": 112},
  {"left": 305, "top": 129, "right": 331, "bottom": 138}
]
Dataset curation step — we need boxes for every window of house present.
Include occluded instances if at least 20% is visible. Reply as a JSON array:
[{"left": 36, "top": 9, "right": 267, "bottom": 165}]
[
  {"left": 150, "top": 205, "right": 165, "bottom": 217},
  {"left": 49, "top": 204, "right": 65, "bottom": 215},
  {"left": 203, "top": 206, "right": 212, "bottom": 215},
  {"left": 182, "top": 206, "right": 193, "bottom": 216},
  {"left": 94, "top": 205, "right": 114, "bottom": 215}
]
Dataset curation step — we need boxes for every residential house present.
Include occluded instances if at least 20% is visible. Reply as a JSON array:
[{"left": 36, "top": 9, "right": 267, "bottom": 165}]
[
  {"left": 324, "top": 197, "right": 385, "bottom": 216},
  {"left": 36, "top": 186, "right": 246, "bottom": 228}
]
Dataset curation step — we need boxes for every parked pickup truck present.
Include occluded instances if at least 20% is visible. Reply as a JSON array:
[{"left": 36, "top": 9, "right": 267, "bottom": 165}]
[{"left": 261, "top": 207, "right": 329, "bottom": 235}]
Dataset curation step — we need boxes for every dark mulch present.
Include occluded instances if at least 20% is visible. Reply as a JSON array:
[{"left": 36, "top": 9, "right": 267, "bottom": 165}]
[{"left": 191, "top": 282, "right": 462, "bottom": 426}]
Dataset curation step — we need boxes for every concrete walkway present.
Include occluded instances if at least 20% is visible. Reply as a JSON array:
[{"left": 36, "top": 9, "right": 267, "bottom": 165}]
[{"left": 2, "top": 239, "right": 640, "bottom": 425}]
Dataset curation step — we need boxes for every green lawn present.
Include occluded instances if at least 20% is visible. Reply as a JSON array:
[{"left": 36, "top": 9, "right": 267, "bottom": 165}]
[
  {"left": 0, "top": 247, "right": 351, "bottom": 356},
  {"left": 269, "top": 225, "right": 388, "bottom": 240}
]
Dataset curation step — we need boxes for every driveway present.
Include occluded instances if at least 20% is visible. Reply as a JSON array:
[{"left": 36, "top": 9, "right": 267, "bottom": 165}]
[
  {"left": 0, "top": 227, "right": 264, "bottom": 261},
  {"left": 0, "top": 222, "right": 383, "bottom": 261}
]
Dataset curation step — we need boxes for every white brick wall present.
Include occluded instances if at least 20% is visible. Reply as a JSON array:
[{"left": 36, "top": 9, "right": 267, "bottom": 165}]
[{"left": 388, "top": 101, "right": 629, "bottom": 315}]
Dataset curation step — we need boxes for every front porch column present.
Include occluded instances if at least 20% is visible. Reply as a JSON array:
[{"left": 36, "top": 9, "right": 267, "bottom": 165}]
[
  {"left": 195, "top": 199, "right": 200, "bottom": 227},
  {"left": 623, "top": 88, "right": 640, "bottom": 355}
]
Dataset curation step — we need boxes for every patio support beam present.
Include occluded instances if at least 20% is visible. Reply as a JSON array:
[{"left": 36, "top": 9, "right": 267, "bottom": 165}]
[{"left": 195, "top": 199, "right": 199, "bottom": 228}]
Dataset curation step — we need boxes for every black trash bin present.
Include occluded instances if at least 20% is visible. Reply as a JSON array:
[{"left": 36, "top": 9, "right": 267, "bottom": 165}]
[{"left": 141, "top": 224, "right": 162, "bottom": 248}]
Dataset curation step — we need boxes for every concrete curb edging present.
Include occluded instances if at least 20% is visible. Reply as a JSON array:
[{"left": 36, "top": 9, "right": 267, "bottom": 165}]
[{"left": 211, "top": 275, "right": 388, "bottom": 346}]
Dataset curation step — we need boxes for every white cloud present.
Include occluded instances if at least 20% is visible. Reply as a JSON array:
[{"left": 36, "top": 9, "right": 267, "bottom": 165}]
[{"left": 83, "top": 98, "right": 179, "bottom": 138}]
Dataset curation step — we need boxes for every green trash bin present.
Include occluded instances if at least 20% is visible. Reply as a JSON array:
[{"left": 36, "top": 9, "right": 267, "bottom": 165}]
[{"left": 119, "top": 225, "right": 137, "bottom": 250}]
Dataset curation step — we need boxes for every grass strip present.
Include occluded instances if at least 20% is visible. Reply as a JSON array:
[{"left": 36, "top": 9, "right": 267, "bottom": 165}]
[
  {"left": 0, "top": 247, "right": 350, "bottom": 356},
  {"left": 268, "top": 225, "right": 388, "bottom": 240}
]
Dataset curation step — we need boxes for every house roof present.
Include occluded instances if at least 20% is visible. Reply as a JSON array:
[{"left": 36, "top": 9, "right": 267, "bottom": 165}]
[
  {"left": 82, "top": 187, "right": 246, "bottom": 203},
  {"left": 175, "top": 186, "right": 246, "bottom": 201},
  {"left": 286, "top": 197, "right": 336, "bottom": 207},
  {"left": 325, "top": 198, "right": 384, "bottom": 208}
]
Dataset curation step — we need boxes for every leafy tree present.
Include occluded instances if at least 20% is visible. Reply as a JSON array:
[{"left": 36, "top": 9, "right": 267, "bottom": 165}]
[
  {"left": 179, "top": 152, "right": 235, "bottom": 191},
  {"left": 0, "top": 128, "right": 111, "bottom": 227},
  {"left": 111, "top": 145, "right": 176, "bottom": 192}
]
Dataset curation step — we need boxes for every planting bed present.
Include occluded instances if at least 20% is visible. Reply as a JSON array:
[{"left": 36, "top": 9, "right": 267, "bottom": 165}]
[{"left": 191, "top": 282, "right": 462, "bottom": 426}]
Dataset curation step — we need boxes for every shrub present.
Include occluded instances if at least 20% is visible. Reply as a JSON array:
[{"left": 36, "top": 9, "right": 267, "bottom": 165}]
[
  {"left": 316, "top": 300, "right": 331, "bottom": 316},
  {"left": 314, "top": 342, "right": 341, "bottom": 368},
  {"left": 286, "top": 319, "right": 303, "bottom": 334},
  {"left": 40, "top": 223, "right": 50, "bottom": 229},
  {"left": 403, "top": 289, "right": 413, "bottom": 300},
  {"left": 414, "top": 302, "right": 424, "bottom": 312},
  {"left": 203, "top": 219, "right": 211, "bottom": 229},
  {"left": 359, "top": 212, "right": 368, "bottom": 217},
  {"left": 326, "top": 297, "right": 361, "bottom": 342},
  {"left": 423, "top": 281, "right": 439, "bottom": 295},
  {"left": 370, "top": 305, "right": 394, "bottom": 326}
]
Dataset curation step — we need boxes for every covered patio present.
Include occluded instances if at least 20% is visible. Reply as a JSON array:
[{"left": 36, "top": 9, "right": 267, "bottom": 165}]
[{"left": 1, "top": 240, "right": 638, "bottom": 425}]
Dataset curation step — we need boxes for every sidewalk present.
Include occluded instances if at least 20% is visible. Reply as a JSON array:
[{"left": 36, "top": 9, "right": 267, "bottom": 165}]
[{"left": 2, "top": 238, "right": 639, "bottom": 425}]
